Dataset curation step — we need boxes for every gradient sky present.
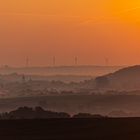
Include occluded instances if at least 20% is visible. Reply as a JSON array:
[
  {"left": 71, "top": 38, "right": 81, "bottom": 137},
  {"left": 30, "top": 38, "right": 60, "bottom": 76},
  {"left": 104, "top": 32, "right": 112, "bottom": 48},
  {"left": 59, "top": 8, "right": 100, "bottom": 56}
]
[{"left": 0, "top": 0, "right": 140, "bottom": 66}]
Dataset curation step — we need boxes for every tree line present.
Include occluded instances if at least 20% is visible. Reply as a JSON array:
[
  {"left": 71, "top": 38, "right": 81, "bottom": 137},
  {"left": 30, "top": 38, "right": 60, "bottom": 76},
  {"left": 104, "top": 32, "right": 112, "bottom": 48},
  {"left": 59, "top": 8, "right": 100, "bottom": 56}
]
[{"left": 0, "top": 107, "right": 104, "bottom": 120}]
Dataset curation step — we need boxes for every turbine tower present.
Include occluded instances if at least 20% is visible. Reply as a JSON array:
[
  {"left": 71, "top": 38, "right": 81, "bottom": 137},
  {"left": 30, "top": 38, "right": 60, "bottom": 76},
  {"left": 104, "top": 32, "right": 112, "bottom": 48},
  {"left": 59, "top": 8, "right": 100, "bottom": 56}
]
[
  {"left": 26, "top": 57, "right": 29, "bottom": 68},
  {"left": 75, "top": 57, "right": 78, "bottom": 66},
  {"left": 53, "top": 56, "right": 56, "bottom": 67},
  {"left": 105, "top": 57, "right": 109, "bottom": 66}
]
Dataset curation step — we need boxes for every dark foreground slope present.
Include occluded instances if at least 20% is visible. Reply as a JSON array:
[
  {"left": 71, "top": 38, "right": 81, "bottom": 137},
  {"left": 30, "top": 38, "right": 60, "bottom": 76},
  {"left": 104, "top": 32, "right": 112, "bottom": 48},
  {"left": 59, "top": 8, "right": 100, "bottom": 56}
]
[{"left": 1, "top": 118, "right": 140, "bottom": 140}]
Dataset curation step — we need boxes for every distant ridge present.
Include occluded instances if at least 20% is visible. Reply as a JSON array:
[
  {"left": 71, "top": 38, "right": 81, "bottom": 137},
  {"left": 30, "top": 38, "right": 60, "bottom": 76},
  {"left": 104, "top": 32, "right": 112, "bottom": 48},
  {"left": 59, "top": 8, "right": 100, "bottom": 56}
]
[
  {"left": 0, "top": 65, "right": 122, "bottom": 76},
  {"left": 0, "top": 65, "right": 123, "bottom": 69},
  {"left": 95, "top": 65, "right": 140, "bottom": 90}
]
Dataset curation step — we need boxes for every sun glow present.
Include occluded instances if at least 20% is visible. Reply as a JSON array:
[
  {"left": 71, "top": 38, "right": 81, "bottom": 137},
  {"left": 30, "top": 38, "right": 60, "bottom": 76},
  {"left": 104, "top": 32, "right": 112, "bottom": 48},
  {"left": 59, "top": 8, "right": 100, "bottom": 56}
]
[
  {"left": 107, "top": 0, "right": 140, "bottom": 22},
  {"left": 0, "top": 0, "right": 140, "bottom": 66}
]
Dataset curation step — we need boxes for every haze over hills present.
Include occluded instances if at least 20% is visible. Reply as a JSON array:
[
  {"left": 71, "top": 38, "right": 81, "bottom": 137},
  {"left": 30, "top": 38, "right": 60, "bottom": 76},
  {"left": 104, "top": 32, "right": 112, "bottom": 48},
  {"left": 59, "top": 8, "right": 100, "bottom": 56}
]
[
  {"left": 95, "top": 65, "right": 140, "bottom": 90},
  {"left": 0, "top": 65, "right": 139, "bottom": 98},
  {"left": 0, "top": 65, "right": 122, "bottom": 76},
  {"left": 0, "top": 65, "right": 139, "bottom": 116}
]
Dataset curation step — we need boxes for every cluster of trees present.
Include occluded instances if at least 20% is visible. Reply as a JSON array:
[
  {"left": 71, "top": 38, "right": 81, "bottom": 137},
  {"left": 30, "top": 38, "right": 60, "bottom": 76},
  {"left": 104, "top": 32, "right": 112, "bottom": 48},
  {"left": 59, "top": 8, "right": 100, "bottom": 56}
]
[{"left": 0, "top": 107, "right": 104, "bottom": 120}]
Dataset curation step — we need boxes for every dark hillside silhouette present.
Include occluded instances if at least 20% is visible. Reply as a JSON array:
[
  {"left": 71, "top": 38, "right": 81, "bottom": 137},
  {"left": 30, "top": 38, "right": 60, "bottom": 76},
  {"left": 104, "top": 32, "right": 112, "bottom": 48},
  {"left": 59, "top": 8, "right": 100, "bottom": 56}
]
[
  {"left": 0, "top": 107, "right": 106, "bottom": 119},
  {"left": 0, "top": 107, "right": 71, "bottom": 119},
  {"left": 0, "top": 118, "right": 140, "bottom": 139},
  {"left": 73, "top": 113, "right": 104, "bottom": 118}
]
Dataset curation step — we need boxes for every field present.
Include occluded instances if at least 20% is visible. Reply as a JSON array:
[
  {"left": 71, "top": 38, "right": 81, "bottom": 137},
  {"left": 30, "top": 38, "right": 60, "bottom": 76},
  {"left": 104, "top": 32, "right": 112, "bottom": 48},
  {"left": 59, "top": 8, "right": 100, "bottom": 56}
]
[
  {"left": 1, "top": 118, "right": 140, "bottom": 140},
  {"left": 1, "top": 95, "right": 140, "bottom": 116}
]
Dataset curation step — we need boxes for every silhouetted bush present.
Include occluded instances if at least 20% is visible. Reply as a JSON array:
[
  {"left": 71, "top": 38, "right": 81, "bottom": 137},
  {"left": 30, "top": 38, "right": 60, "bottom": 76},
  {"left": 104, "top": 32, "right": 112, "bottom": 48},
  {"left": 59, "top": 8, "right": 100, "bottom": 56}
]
[
  {"left": 0, "top": 106, "right": 70, "bottom": 119},
  {"left": 73, "top": 113, "right": 104, "bottom": 118},
  {"left": 0, "top": 107, "right": 106, "bottom": 119}
]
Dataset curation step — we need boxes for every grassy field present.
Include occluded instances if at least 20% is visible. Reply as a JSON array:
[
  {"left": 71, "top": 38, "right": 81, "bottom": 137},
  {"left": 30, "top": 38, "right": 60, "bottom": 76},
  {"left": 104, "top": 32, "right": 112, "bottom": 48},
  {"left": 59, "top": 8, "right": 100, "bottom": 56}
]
[{"left": 0, "top": 118, "right": 140, "bottom": 140}]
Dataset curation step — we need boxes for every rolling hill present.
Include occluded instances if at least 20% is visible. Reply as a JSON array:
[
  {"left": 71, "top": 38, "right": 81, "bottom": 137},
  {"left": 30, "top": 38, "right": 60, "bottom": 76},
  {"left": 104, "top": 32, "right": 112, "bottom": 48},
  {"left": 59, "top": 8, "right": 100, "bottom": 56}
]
[{"left": 95, "top": 65, "right": 140, "bottom": 90}]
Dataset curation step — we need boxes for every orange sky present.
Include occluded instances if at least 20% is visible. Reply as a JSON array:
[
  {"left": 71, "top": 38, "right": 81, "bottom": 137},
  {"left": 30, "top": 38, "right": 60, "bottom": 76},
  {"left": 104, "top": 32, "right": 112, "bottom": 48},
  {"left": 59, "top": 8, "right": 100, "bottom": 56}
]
[{"left": 0, "top": 0, "right": 140, "bottom": 66}]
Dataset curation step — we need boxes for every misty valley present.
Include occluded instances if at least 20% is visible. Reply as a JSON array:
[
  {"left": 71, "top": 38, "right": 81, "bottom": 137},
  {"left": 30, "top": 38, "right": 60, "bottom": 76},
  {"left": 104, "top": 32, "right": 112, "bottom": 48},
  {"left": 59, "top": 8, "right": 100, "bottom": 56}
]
[
  {"left": 0, "top": 65, "right": 140, "bottom": 139},
  {"left": 0, "top": 65, "right": 139, "bottom": 118}
]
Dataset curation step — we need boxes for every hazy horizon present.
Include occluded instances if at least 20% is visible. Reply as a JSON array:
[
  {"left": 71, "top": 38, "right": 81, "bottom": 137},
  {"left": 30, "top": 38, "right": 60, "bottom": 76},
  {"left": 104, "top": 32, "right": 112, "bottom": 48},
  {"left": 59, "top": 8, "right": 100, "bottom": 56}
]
[{"left": 0, "top": 64, "right": 124, "bottom": 68}]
